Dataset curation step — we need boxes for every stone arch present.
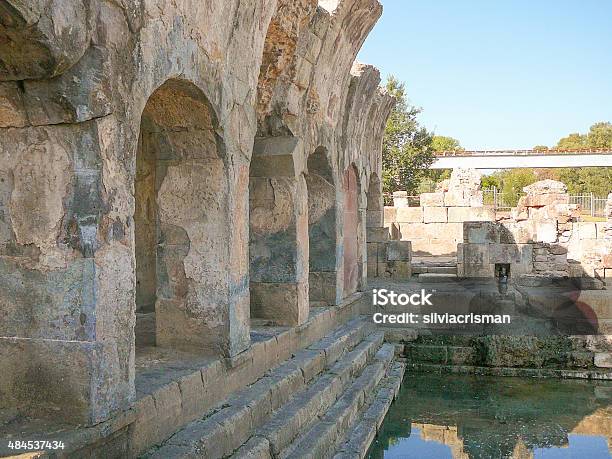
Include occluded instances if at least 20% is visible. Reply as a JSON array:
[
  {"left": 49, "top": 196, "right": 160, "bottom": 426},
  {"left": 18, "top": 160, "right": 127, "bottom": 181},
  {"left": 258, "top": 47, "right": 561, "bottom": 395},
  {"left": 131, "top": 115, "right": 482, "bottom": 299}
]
[
  {"left": 342, "top": 164, "right": 361, "bottom": 297},
  {"left": 134, "top": 78, "right": 230, "bottom": 356},
  {"left": 306, "top": 147, "right": 338, "bottom": 305}
]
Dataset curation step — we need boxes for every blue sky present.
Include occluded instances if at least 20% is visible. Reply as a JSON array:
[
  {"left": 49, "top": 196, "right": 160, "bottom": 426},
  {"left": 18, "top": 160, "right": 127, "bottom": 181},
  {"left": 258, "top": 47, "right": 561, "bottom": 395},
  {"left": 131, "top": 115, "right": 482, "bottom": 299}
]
[{"left": 357, "top": 0, "right": 612, "bottom": 150}]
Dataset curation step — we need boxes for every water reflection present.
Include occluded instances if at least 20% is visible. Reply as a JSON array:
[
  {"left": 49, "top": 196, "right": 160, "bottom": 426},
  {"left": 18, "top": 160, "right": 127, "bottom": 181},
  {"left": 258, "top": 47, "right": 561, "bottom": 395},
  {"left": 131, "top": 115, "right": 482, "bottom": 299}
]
[{"left": 368, "top": 373, "right": 612, "bottom": 459}]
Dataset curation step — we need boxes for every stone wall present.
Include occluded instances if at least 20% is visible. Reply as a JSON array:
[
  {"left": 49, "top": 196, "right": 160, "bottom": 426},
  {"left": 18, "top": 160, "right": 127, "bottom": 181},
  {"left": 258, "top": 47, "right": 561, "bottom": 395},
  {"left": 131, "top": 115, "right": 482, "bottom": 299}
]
[
  {"left": 0, "top": 0, "right": 392, "bottom": 425},
  {"left": 385, "top": 168, "right": 494, "bottom": 256},
  {"left": 385, "top": 173, "right": 611, "bottom": 285},
  {"left": 459, "top": 180, "right": 612, "bottom": 285}
]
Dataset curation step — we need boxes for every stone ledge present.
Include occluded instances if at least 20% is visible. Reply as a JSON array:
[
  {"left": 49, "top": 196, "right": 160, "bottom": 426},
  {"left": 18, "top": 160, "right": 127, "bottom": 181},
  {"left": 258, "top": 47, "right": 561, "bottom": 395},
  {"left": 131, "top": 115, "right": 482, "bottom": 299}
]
[
  {"left": 0, "top": 296, "right": 366, "bottom": 458},
  {"left": 405, "top": 363, "right": 612, "bottom": 380}
]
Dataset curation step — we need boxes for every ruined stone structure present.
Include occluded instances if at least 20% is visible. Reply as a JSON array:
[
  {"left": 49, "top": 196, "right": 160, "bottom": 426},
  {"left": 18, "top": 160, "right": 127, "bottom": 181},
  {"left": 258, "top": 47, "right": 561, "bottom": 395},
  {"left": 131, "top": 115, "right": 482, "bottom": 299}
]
[
  {"left": 386, "top": 169, "right": 494, "bottom": 257},
  {"left": 386, "top": 173, "right": 612, "bottom": 286},
  {"left": 0, "top": 1, "right": 400, "bottom": 456}
]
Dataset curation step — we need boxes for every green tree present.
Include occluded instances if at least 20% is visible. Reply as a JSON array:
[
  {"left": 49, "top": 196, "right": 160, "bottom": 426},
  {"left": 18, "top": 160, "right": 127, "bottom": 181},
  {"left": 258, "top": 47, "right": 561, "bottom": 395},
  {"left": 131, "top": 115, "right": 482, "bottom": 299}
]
[
  {"left": 553, "top": 122, "right": 612, "bottom": 196},
  {"left": 493, "top": 169, "right": 538, "bottom": 206},
  {"left": 557, "top": 167, "right": 612, "bottom": 196},
  {"left": 382, "top": 76, "right": 434, "bottom": 194},
  {"left": 587, "top": 122, "right": 612, "bottom": 147},
  {"left": 557, "top": 133, "right": 588, "bottom": 149},
  {"left": 481, "top": 174, "right": 500, "bottom": 189},
  {"left": 431, "top": 135, "right": 463, "bottom": 153}
]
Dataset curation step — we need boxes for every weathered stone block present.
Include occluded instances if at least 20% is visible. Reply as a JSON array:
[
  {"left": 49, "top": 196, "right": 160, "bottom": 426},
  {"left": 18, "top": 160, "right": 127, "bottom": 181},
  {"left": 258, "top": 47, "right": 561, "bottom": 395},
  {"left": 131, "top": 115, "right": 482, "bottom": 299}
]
[
  {"left": 594, "top": 353, "right": 612, "bottom": 368},
  {"left": 488, "top": 244, "right": 522, "bottom": 264},
  {"left": 447, "top": 346, "right": 476, "bottom": 365},
  {"left": 406, "top": 345, "right": 447, "bottom": 364},
  {"left": 460, "top": 243, "right": 493, "bottom": 277},
  {"left": 396, "top": 207, "right": 423, "bottom": 223},
  {"left": 420, "top": 192, "right": 445, "bottom": 207},
  {"left": 385, "top": 240, "right": 411, "bottom": 262},
  {"left": 178, "top": 372, "right": 207, "bottom": 424},
  {"left": 423, "top": 206, "right": 448, "bottom": 223},
  {"left": 427, "top": 239, "right": 459, "bottom": 256},
  {"left": 0, "top": 337, "right": 132, "bottom": 425},
  {"left": 250, "top": 282, "right": 308, "bottom": 326},
  {"left": 464, "top": 222, "right": 499, "bottom": 244},
  {"left": 578, "top": 222, "right": 597, "bottom": 240},
  {"left": 384, "top": 206, "right": 396, "bottom": 224},
  {"left": 447, "top": 207, "right": 495, "bottom": 222},
  {"left": 398, "top": 223, "right": 427, "bottom": 240},
  {"left": 366, "top": 209, "right": 383, "bottom": 228},
  {"left": 152, "top": 382, "right": 183, "bottom": 443},
  {"left": 393, "top": 191, "right": 409, "bottom": 207},
  {"left": 366, "top": 227, "right": 389, "bottom": 242},
  {"left": 522, "top": 193, "right": 569, "bottom": 207},
  {"left": 536, "top": 221, "right": 558, "bottom": 243},
  {"left": 443, "top": 190, "right": 469, "bottom": 207},
  {"left": 386, "top": 260, "right": 412, "bottom": 279}
]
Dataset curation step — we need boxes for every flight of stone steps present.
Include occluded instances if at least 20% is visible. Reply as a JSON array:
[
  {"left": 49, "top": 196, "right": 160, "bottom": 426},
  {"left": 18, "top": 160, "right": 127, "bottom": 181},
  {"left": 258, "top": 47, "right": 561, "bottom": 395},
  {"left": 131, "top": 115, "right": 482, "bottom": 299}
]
[
  {"left": 142, "top": 318, "right": 404, "bottom": 459},
  {"left": 412, "top": 256, "right": 458, "bottom": 282}
]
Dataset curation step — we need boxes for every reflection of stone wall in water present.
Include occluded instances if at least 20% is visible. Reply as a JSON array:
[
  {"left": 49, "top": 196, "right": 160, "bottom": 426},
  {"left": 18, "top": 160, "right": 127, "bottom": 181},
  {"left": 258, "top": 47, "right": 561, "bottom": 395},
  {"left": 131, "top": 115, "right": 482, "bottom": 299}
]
[{"left": 370, "top": 373, "right": 612, "bottom": 459}]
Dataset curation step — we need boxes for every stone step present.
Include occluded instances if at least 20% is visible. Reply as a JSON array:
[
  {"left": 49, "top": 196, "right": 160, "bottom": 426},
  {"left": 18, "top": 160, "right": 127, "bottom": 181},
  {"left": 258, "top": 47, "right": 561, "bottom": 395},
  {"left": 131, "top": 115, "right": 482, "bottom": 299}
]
[
  {"left": 280, "top": 344, "right": 397, "bottom": 459},
  {"left": 413, "top": 265, "right": 458, "bottom": 275},
  {"left": 412, "top": 261, "right": 458, "bottom": 268},
  {"left": 142, "top": 319, "right": 375, "bottom": 459},
  {"left": 417, "top": 273, "right": 458, "bottom": 283},
  {"left": 332, "top": 361, "right": 405, "bottom": 459},
  {"left": 247, "top": 333, "right": 385, "bottom": 458}
]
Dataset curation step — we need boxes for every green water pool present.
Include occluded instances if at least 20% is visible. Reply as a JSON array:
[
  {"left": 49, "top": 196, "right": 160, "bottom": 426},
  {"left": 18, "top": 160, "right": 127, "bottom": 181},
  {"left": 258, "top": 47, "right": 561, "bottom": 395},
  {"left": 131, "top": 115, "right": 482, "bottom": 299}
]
[{"left": 368, "top": 372, "right": 612, "bottom": 459}]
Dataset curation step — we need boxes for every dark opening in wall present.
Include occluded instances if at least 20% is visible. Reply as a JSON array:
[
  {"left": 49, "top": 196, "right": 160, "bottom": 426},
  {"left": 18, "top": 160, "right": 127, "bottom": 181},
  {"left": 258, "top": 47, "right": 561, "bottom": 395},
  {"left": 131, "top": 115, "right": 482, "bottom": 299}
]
[{"left": 495, "top": 263, "right": 511, "bottom": 279}]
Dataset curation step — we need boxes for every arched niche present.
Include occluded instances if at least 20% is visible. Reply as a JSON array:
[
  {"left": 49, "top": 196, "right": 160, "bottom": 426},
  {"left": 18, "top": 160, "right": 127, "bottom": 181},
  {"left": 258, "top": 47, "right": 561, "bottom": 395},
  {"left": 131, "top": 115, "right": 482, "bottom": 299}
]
[
  {"left": 134, "top": 78, "right": 232, "bottom": 356},
  {"left": 306, "top": 147, "right": 338, "bottom": 305}
]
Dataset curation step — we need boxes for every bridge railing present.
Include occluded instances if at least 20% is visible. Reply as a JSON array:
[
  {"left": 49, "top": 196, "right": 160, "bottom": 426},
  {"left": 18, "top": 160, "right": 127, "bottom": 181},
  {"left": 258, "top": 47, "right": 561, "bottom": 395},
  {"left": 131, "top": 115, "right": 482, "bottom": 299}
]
[
  {"left": 385, "top": 188, "right": 608, "bottom": 217},
  {"left": 436, "top": 148, "right": 612, "bottom": 157}
]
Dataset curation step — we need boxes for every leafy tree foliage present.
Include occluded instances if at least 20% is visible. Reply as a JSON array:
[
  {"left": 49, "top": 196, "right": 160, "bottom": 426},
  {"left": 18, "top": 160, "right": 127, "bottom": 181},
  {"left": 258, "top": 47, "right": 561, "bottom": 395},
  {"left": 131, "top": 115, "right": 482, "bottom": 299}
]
[
  {"left": 431, "top": 135, "right": 463, "bottom": 153},
  {"left": 382, "top": 76, "right": 434, "bottom": 194},
  {"left": 489, "top": 169, "right": 538, "bottom": 206},
  {"left": 481, "top": 174, "right": 500, "bottom": 189},
  {"left": 538, "top": 122, "right": 612, "bottom": 196}
]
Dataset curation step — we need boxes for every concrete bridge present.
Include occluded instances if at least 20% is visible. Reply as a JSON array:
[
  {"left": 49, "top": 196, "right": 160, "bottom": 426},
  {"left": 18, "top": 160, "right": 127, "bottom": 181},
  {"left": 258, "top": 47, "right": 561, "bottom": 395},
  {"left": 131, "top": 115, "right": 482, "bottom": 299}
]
[{"left": 431, "top": 149, "right": 612, "bottom": 169}]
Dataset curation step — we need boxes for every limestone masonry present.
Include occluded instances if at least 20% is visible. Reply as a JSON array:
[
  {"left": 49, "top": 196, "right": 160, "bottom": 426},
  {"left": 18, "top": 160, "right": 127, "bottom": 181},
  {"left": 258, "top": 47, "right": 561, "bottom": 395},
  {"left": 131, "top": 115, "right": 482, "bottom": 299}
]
[
  {"left": 386, "top": 170, "right": 612, "bottom": 285},
  {"left": 1, "top": 2, "right": 610, "bottom": 458},
  {"left": 0, "top": 0, "right": 394, "bottom": 438}
]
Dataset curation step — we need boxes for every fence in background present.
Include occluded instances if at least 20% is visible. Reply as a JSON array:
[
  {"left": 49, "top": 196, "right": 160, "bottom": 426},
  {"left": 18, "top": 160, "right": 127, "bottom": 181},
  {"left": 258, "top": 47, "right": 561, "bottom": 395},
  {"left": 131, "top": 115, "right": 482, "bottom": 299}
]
[
  {"left": 385, "top": 188, "right": 607, "bottom": 217},
  {"left": 569, "top": 194, "right": 608, "bottom": 217}
]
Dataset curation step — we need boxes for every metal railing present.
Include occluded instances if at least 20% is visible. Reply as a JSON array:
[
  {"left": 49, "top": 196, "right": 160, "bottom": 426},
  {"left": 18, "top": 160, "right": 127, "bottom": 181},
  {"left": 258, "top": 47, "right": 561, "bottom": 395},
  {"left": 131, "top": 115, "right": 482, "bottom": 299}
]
[
  {"left": 482, "top": 187, "right": 518, "bottom": 210},
  {"left": 386, "top": 187, "right": 608, "bottom": 217},
  {"left": 436, "top": 148, "right": 612, "bottom": 157},
  {"left": 569, "top": 194, "right": 608, "bottom": 217}
]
